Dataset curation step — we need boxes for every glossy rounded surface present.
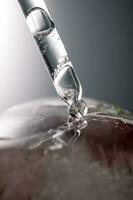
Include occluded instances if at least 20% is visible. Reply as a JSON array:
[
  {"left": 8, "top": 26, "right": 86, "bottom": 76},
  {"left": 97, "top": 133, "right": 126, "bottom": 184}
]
[{"left": 0, "top": 98, "right": 133, "bottom": 200}]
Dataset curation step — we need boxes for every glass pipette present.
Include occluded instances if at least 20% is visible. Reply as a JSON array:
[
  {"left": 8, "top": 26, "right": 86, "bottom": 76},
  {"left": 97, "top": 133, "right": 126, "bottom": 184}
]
[{"left": 18, "top": 0, "right": 88, "bottom": 120}]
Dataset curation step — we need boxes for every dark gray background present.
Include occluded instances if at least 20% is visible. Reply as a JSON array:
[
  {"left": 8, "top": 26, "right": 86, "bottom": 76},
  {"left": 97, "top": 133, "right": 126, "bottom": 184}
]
[{"left": 0, "top": 0, "right": 132, "bottom": 112}]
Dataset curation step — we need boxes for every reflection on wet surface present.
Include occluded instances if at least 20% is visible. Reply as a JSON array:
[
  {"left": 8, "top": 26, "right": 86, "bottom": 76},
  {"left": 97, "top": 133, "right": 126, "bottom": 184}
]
[{"left": 0, "top": 99, "right": 133, "bottom": 200}]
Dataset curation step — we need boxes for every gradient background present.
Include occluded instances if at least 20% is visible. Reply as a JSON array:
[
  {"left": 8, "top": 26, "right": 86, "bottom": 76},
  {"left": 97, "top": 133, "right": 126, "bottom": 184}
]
[{"left": 0, "top": 0, "right": 132, "bottom": 112}]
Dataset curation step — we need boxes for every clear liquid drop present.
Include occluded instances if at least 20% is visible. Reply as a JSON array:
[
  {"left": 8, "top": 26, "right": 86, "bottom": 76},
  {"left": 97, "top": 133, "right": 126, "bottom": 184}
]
[{"left": 67, "top": 99, "right": 88, "bottom": 130}]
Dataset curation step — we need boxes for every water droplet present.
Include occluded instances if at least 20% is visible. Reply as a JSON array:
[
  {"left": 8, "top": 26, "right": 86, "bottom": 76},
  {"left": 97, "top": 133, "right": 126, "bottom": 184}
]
[{"left": 68, "top": 99, "right": 88, "bottom": 119}]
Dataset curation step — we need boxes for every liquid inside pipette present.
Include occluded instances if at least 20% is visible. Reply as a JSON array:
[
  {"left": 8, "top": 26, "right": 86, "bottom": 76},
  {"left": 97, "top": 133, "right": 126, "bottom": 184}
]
[{"left": 26, "top": 8, "right": 88, "bottom": 124}]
